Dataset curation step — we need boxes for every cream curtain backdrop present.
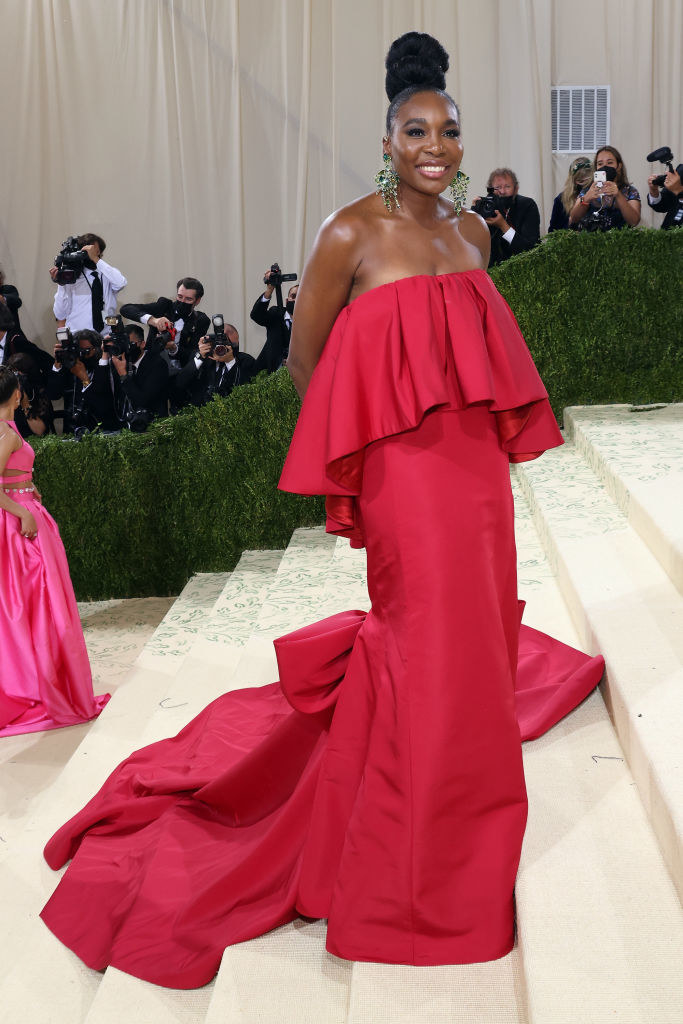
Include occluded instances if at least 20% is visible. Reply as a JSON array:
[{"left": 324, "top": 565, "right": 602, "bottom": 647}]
[{"left": 0, "top": 0, "right": 681, "bottom": 356}]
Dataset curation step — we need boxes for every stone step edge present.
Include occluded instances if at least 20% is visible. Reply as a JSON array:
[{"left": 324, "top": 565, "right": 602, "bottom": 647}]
[
  {"left": 83, "top": 531, "right": 343, "bottom": 1024},
  {"left": 514, "top": 456, "right": 683, "bottom": 905},
  {"left": 564, "top": 407, "right": 683, "bottom": 596}
]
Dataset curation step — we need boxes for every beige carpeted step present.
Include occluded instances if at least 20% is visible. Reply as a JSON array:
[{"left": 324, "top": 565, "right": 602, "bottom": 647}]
[
  {"left": 82, "top": 529, "right": 338, "bottom": 1024},
  {"left": 512, "top": 476, "right": 683, "bottom": 1024},
  {"left": 0, "top": 556, "right": 280, "bottom": 1024},
  {"left": 515, "top": 443, "right": 683, "bottom": 906},
  {"left": 565, "top": 403, "right": 683, "bottom": 594}
]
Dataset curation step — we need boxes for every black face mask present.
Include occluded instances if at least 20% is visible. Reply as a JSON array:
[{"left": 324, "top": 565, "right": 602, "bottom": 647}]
[
  {"left": 173, "top": 301, "right": 194, "bottom": 320},
  {"left": 79, "top": 349, "right": 99, "bottom": 365},
  {"left": 286, "top": 300, "right": 295, "bottom": 316}
]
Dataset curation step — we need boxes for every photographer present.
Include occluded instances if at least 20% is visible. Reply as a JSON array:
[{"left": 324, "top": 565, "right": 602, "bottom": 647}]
[
  {"left": 473, "top": 168, "right": 540, "bottom": 267},
  {"left": 548, "top": 158, "right": 593, "bottom": 232},
  {"left": 120, "top": 278, "right": 210, "bottom": 370},
  {"left": 175, "top": 322, "right": 255, "bottom": 407},
  {"left": 48, "top": 328, "right": 120, "bottom": 434},
  {"left": 50, "top": 233, "right": 127, "bottom": 332},
  {"left": 0, "top": 264, "right": 23, "bottom": 332},
  {"left": 251, "top": 267, "right": 298, "bottom": 373},
  {"left": 109, "top": 323, "right": 170, "bottom": 427},
  {"left": 569, "top": 147, "right": 641, "bottom": 230},
  {"left": 0, "top": 300, "right": 54, "bottom": 383},
  {"left": 647, "top": 167, "right": 683, "bottom": 229}
]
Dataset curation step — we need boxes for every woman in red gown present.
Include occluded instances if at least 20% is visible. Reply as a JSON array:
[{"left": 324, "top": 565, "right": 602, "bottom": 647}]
[
  {"left": 0, "top": 366, "right": 109, "bottom": 735},
  {"left": 41, "top": 33, "right": 603, "bottom": 988}
]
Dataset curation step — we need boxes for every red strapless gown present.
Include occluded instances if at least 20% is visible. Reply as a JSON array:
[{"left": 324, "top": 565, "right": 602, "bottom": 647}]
[
  {"left": 41, "top": 271, "right": 604, "bottom": 988},
  {"left": 0, "top": 420, "right": 109, "bottom": 736}
]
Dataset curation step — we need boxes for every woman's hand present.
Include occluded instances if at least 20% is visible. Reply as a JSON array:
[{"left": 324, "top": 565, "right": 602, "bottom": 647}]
[
  {"left": 648, "top": 174, "right": 661, "bottom": 198},
  {"left": 18, "top": 508, "right": 38, "bottom": 540},
  {"left": 581, "top": 181, "right": 600, "bottom": 204},
  {"left": 601, "top": 180, "right": 619, "bottom": 200}
]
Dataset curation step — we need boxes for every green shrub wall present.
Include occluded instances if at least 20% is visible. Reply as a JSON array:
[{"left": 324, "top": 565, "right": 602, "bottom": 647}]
[
  {"left": 34, "top": 371, "right": 323, "bottom": 599},
  {"left": 33, "top": 228, "right": 681, "bottom": 600},
  {"left": 490, "top": 228, "right": 682, "bottom": 417}
]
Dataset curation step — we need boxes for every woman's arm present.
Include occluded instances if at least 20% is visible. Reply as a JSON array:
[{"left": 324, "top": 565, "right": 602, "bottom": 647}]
[
  {"left": 287, "top": 211, "right": 362, "bottom": 399},
  {"left": 569, "top": 181, "right": 600, "bottom": 225},
  {"left": 611, "top": 186, "right": 641, "bottom": 226}
]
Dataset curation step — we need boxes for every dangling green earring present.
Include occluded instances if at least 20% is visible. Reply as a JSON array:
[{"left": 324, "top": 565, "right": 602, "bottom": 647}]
[
  {"left": 375, "top": 152, "right": 401, "bottom": 212},
  {"left": 449, "top": 169, "right": 470, "bottom": 215}
]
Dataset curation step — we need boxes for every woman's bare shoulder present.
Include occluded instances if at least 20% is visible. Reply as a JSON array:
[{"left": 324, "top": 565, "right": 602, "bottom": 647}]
[
  {"left": 456, "top": 209, "right": 491, "bottom": 268},
  {"left": 317, "top": 193, "right": 383, "bottom": 245},
  {"left": 0, "top": 423, "right": 20, "bottom": 453}
]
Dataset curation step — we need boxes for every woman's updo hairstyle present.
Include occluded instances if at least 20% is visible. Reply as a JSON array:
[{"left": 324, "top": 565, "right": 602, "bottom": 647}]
[
  {"left": 385, "top": 32, "right": 456, "bottom": 134},
  {"left": 0, "top": 365, "right": 19, "bottom": 405}
]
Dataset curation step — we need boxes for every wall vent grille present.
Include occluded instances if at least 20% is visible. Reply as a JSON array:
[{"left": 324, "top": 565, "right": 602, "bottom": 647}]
[{"left": 551, "top": 86, "right": 610, "bottom": 153}]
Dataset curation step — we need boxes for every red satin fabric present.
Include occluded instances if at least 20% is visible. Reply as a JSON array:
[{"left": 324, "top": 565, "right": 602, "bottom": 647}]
[
  {"left": 41, "top": 273, "right": 603, "bottom": 988},
  {"left": 279, "top": 270, "right": 563, "bottom": 546},
  {"left": 0, "top": 423, "right": 109, "bottom": 736}
]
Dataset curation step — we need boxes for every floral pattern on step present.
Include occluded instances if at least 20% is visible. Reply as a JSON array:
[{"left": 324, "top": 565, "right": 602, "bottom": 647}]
[{"left": 78, "top": 596, "right": 176, "bottom": 690}]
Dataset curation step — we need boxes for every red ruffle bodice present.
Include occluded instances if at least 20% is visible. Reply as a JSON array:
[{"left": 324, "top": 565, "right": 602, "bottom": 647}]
[{"left": 279, "top": 269, "right": 563, "bottom": 544}]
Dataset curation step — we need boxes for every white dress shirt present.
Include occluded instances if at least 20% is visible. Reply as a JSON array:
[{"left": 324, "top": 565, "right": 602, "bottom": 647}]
[{"left": 53, "top": 259, "right": 127, "bottom": 332}]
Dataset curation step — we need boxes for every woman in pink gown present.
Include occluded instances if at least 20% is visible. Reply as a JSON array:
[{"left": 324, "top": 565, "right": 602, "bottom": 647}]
[
  {"left": 0, "top": 366, "right": 109, "bottom": 736},
  {"left": 40, "top": 33, "right": 603, "bottom": 987}
]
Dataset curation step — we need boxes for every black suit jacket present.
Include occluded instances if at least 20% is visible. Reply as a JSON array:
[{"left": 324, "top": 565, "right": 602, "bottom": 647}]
[
  {"left": 120, "top": 297, "right": 210, "bottom": 367},
  {"left": 488, "top": 194, "right": 541, "bottom": 267},
  {"left": 251, "top": 294, "right": 291, "bottom": 373},
  {"left": 118, "top": 350, "right": 170, "bottom": 419},
  {"left": 0, "top": 329, "right": 54, "bottom": 383},
  {"left": 175, "top": 351, "right": 256, "bottom": 406},
  {"left": 47, "top": 362, "right": 120, "bottom": 433},
  {"left": 650, "top": 187, "right": 683, "bottom": 229}
]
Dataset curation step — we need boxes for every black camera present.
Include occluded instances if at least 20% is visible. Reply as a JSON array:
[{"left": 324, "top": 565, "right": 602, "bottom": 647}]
[
  {"left": 103, "top": 315, "right": 134, "bottom": 359},
  {"left": 146, "top": 324, "right": 176, "bottom": 355},
  {"left": 123, "top": 406, "right": 153, "bottom": 433},
  {"left": 265, "top": 263, "right": 297, "bottom": 290},
  {"left": 646, "top": 146, "right": 683, "bottom": 188},
  {"left": 472, "top": 188, "right": 508, "bottom": 220},
  {"left": 54, "top": 236, "right": 87, "bottom": 285},
  {"left": 55, "top": 327, "right": 83, "bottom": 370},
  {"left": 207, "top": 314, "right": 236, "bottom": 357}
]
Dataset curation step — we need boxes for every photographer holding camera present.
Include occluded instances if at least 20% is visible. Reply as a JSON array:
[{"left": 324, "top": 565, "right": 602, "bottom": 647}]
[
  {"left": 569, "top": 147, "right": 641, "bottom": 231},
  {"left": 472, "top": 168, "right": 540, "bottom": 267},
  {"left": 120, "top": 278, "right": 210, "bottom": 372},
  {"left": 251, "top": 265, "right": 298, "bottom": 373},
  {"left": 50, "top": 233, "right": 127, "bottom": 333},
  {"left": 48, "top": 328, "right": 120, "bottom": 434},
  {"left": 0, "top": 300, "right": 54, "bottom": 383},
  {"left": 646, "top": 148, "right": 683, "bottom": 229},
  {"left": 175, "top": 320, "right": 255, "bottom": 407},
  {"left": 108, "top": 322, "right": 170, "bottom": 428}
]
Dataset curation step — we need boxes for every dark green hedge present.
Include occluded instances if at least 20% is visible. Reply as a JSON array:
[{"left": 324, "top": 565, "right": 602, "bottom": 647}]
[
  {"left": 34, "top": 371, "right": 323, "bottom": 599},
  {"left": 33, "top": 228, "right": 681, "bottom": 600},
  {"left": 490, "top": 228, "right": 682, "bottom": 418}
]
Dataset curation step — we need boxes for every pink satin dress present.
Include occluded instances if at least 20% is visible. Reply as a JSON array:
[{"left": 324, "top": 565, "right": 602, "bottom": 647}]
[
  {"left": 0, "top": 419, "right": 109, "bottom": 736},
  {"left": 41, "top": 271, "right": 604, "bottom": 987}
]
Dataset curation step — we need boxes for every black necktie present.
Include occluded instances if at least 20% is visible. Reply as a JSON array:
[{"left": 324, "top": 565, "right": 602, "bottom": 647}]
[{"left": 91, "top": 270, "right": 104, "bottom": 331}]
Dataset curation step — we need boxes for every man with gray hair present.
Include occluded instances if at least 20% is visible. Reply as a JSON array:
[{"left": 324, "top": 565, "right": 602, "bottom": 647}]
[{"left": 475, "top": 167, "right": 541, "bottom": 267}]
